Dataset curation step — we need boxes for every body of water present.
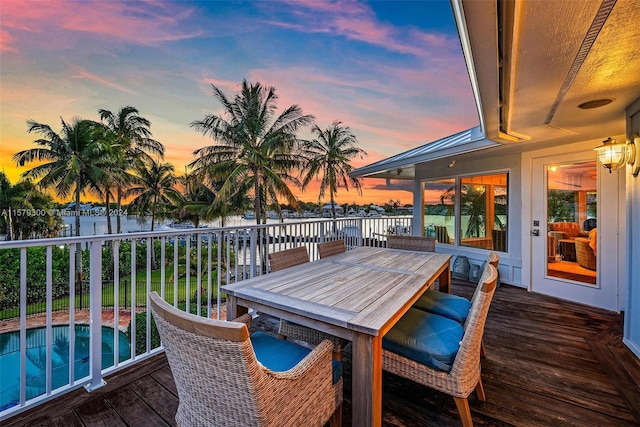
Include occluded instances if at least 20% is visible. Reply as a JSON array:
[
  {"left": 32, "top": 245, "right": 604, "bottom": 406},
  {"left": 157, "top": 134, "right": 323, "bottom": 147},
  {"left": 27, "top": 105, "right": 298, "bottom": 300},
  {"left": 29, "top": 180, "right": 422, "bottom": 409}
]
[{"left": 62, "top": 214, "right": 350, "bottom": 236}]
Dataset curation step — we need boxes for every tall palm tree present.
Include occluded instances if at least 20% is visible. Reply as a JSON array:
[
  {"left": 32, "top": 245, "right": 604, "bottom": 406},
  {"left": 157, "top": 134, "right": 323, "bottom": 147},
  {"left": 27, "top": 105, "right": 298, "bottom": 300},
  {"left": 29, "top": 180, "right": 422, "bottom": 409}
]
[
  {"left": 127, "top": 158, "right": 182, "bottom": 231},
  {"left": 189, "top": 80, "right": 314, "bottom": 224},
  {"left": 301, "top": 120, "right": 367, "bottom": 219},
  {"left": 99, "top": 106, "right": 164, "bottom": 233},
  {"left": 13, "top": 117, "right": 108, "bottom": 237}
]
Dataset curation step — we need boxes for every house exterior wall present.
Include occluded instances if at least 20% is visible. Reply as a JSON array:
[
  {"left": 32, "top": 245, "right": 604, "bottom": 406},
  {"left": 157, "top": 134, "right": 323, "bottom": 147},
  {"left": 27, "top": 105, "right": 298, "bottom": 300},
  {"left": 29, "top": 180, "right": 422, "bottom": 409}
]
[
  {"left": 625, "top": 99, "right": 640, "bottom": 359},
  {"left": 412, "top": 150, "right": 523, "bottom": 287}
]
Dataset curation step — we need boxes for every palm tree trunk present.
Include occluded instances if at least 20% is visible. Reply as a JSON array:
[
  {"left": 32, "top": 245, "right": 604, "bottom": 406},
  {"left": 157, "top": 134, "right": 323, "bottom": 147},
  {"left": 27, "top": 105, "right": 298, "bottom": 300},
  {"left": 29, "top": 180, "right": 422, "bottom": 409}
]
[
  {"left": 116, "top": 187, "right": 123, "bottom": 234},
  {"left": 105, "top": 185, "right": 112, "bottom": 234}
]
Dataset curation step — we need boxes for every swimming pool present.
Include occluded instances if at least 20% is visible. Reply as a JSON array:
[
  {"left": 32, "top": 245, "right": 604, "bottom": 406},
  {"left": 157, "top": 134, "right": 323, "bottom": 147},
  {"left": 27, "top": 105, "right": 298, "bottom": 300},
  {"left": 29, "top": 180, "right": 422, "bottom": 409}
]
[{"left": 0, "top": 324, "right": 131, "bottom": 411}]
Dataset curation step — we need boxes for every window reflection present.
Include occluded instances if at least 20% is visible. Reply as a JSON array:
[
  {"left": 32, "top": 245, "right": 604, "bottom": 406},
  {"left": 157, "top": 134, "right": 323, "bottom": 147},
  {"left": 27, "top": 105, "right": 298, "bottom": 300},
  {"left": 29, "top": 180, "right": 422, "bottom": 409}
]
[
  {"left": 546, "top": 161, "right": 597, "bottom": 285},
  {"left": 422, "top": 173, "right": 508, "bottom": 252}
]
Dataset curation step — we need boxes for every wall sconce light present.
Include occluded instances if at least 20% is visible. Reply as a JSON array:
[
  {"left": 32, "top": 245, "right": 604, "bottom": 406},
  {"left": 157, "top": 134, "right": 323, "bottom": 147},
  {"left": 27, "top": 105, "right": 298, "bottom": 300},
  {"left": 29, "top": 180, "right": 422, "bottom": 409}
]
[
  {"left": 594, "top": 137, "right": 627, "bottom": 173},
  {"left": 629, "top": 134, "right": 639, "bottom": 177}
]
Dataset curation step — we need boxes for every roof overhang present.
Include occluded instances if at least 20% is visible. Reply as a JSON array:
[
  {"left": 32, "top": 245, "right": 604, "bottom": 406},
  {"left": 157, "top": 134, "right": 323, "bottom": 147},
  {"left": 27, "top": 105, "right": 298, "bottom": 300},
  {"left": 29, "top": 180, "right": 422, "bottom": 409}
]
[
  {"left": 456, "top": 0, "right": 640, "bottom": 147},
  {"left": 350, "top": 126, "right": 499, "bottom": 179}
]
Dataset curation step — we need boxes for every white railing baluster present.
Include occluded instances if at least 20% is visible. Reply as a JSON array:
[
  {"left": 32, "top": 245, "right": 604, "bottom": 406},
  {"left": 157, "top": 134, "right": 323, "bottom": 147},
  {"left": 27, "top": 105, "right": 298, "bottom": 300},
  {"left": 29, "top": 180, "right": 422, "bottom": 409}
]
[
  {"left": 19, "top": 248, "right": 27, "bottom": 407},
  {"left": 130, "top": 239, "right": 136, "bottom": 359},
  {"left": 113, "top": 240, "right": 120, "bottom": 368},
  {"left": 196, "top": 234, "right": 202, "bottom": 317},
  {"left": 160, "top": 236, "right": 166, "bottom": 300},
  {"left": 86, "top": 240, "right": 105, "bottom": 391},
  {"left": 185, "top": 237, "right": 191, "bottom": 314},
  {"left": 146, "top": 237, "right": 152, "bottom": 354},
  {"left": 68, "top": 244, "right": 76, "bottom": 386},
  {"left": 173, "top": 239, "right": 178, "bottom": 307},
  {"left": 45, "top": 246, "right": 53, "bottom": 398}
]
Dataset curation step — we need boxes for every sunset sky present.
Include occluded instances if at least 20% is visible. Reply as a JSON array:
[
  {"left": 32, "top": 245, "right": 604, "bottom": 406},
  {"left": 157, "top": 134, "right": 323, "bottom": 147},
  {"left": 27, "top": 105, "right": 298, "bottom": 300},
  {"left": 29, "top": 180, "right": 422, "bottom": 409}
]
[{"left": 0, "top": 0, "right": 479, "bottom": 206}]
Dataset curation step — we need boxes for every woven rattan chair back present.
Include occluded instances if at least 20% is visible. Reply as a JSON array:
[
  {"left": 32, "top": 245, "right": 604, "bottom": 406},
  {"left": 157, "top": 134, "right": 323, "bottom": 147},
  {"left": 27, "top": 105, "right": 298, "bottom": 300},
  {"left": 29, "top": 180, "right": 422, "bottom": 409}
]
[
  {"left": 387, "top": 235, "right": 436, "bottom": 252},
  {"left": 268, "top": 246, "right": 309, "bottom": 272},
  {"left": 317, "top": 240, "right": 346, "bottom": 258},
  {"left": 149, "top": 292, "right": 342, "bottom": 427}
]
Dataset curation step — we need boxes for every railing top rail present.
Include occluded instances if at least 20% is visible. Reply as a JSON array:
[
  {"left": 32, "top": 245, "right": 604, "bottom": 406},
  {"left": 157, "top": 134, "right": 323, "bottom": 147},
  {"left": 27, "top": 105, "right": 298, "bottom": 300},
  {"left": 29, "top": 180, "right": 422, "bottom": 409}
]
[{"left": 0, "top": 216, "right": 411, "bottom": 249}]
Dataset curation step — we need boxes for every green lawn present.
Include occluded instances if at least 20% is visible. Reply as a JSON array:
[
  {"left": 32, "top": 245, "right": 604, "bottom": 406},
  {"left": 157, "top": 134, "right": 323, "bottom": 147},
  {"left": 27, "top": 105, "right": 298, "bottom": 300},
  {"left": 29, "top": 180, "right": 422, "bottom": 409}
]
[{"left": 0, "top": 262, "right": 222, "bottom": 320}]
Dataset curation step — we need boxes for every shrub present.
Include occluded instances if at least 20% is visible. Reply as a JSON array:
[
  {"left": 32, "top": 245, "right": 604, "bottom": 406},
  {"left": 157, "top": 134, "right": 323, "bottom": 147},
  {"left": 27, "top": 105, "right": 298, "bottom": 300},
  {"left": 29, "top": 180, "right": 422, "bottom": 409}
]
[{"left": 127, "top": 311, "right": 160, "bottom": 355}]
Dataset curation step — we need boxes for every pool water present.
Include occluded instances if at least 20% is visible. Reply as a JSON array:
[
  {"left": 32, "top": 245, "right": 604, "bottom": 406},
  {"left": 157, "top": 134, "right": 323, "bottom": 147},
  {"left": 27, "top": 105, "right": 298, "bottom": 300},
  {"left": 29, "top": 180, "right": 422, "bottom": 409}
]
[{"left": 0, "top": 325, "right": 131, "bottom": 411}]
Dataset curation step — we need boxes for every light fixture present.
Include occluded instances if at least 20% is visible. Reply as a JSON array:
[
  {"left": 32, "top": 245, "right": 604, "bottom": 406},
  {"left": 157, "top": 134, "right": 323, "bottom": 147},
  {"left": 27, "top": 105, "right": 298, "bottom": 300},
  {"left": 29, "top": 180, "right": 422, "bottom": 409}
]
[
  {"left": 578, "top": 98, "right": 613, "bottom": 109},
  {"left": 594, "top": 137, "right": 626, "bottom": 173},
  {"left": 629, "top": 134, "right": 639, "bottom": 177}
]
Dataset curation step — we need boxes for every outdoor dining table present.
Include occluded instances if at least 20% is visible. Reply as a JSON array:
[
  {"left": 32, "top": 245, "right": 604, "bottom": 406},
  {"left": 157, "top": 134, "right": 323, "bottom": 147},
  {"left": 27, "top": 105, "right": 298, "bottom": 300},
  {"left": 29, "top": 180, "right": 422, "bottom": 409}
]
[{"left": 222, "top": 246, "right": 452, "bottom": 427}]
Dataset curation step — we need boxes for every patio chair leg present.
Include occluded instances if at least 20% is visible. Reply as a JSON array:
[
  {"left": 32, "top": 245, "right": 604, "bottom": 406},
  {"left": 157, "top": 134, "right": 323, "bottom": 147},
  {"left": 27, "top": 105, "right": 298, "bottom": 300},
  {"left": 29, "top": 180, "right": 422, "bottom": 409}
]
[
  {"left": 278, "top": 333, "right": 287, "bottom": 340},
  {"left": 332, "top": 344, "right": 343, "bottom": 361},
  {"left": 453, "top": 397, "right": 474, "bottom": 427},
  {"left": 330, "top": 404, "right": 342, "bottom": 427},
  {"left": 475, "top": 378, "right": 486, "bottom": 401}
]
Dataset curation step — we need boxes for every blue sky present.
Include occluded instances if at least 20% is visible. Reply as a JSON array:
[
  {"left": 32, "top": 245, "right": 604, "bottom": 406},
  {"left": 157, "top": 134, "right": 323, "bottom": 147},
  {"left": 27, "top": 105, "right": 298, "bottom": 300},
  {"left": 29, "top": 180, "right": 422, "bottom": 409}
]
[{"left": 0, "top": 0, "right": 478, "bottom": 204}]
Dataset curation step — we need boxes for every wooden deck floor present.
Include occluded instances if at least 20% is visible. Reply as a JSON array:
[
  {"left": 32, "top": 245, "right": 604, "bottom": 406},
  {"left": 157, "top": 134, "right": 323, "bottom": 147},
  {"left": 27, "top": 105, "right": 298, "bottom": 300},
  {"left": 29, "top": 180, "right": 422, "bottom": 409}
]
[{"left": 5, "top": 279, "right": 640, "bottom": 426}]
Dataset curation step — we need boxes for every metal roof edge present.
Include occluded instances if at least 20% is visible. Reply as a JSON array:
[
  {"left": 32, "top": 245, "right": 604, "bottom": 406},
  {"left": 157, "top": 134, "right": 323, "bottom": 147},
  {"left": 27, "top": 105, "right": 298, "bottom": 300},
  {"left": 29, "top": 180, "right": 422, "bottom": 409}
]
[{"left": 351, "top": 126, "right": 497, "bottom": 178}]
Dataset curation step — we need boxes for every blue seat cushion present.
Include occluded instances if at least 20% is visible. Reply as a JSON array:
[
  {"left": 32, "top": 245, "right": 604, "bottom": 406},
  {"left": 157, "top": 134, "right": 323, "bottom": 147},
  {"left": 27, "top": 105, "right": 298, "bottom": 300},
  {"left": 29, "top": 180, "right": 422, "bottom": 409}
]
[
  {"left": 251, "top": 331, "right": 342, "bottom": 384},
  {"left": 383, "top": 308, "right": 463, "bottom": 372},
  {"left": 413, "top": 290, "right": 472, "bottom": 324}
]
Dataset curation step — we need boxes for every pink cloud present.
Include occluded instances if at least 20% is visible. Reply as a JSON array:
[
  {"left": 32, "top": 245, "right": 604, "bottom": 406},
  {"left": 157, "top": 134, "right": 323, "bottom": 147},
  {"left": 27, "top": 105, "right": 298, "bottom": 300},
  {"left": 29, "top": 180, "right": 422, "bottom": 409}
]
[
  {"left": 70, "top": 66, "right": 137, "bottom": 95},
  {"left": 0, "top": 0, "right": 202, "bottom": 51},
  {"left": 0, "top": 29, "right": 18, "bottom": 52},
  {"left": 260, "top": 0, "right": 457, "bottom": 60}
]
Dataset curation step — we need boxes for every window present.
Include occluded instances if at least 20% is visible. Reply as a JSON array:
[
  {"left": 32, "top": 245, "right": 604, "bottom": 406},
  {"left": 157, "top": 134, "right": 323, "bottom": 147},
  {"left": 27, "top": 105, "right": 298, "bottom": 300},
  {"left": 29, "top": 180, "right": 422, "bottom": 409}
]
[{"left": 422, "top": 173, "right": 508, "bottom": 252}]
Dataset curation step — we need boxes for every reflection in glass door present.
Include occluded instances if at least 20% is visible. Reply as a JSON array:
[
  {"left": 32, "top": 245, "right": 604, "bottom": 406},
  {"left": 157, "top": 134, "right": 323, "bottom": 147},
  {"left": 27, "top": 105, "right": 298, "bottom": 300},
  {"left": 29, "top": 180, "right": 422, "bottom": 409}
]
[{"left": 545, "top": 161, "right": 597, "bottom": 285}]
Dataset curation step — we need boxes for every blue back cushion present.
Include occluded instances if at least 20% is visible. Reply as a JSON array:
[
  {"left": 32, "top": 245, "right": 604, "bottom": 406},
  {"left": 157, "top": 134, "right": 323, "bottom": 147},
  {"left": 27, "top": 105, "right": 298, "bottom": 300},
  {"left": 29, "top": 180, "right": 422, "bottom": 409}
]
[
  {"left": 383, "top": 308, "right": 463, "bottom": 372},
  {"left": 413, "top": 290, "right": 472, "bottom": 323},
  {"left": 251, "top": 331, "right": 342, "bottom": 384}
]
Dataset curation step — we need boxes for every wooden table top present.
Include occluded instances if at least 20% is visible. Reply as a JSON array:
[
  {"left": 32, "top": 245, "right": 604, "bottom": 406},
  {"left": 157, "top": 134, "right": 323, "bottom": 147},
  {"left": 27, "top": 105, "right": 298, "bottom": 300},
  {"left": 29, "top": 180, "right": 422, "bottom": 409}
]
[{"left": 222, "top": 247, "right": 452, "bottom": 336}]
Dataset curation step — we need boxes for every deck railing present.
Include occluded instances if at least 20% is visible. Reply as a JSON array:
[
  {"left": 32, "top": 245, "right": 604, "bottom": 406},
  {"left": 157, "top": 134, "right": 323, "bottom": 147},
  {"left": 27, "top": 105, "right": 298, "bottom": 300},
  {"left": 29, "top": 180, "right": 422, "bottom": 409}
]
[{"left": 0, "top": 216, "right": 411, "bottom": 420}]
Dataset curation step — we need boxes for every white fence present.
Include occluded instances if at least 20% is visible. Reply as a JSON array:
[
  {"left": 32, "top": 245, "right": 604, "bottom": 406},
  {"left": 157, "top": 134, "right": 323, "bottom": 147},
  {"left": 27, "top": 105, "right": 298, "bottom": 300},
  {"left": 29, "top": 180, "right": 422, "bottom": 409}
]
[{"left": 0, "top": 216, "right": 411, "bottom": 420}]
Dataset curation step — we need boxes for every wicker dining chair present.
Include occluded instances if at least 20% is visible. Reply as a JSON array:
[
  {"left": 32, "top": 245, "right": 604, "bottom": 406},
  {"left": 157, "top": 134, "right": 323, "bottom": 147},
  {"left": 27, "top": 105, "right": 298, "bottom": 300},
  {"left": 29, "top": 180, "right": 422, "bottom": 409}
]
[
  {"left": 387, "top": 235, "right": 436, "bottom": 252},
  {"left": 149, "top": 292, "right": 343, "bottom": 427},
  {"left": 413, "top": 252, "right": 499, "bottom": 357},
  {"left": 270, "top": 247, "right": 347, "bottom": 360},
  {"left": 317, "top": 240, "right": 346, "bottom": 258},
  {"left": 382, "top": 264, "right": 499, "bottom": 427}
]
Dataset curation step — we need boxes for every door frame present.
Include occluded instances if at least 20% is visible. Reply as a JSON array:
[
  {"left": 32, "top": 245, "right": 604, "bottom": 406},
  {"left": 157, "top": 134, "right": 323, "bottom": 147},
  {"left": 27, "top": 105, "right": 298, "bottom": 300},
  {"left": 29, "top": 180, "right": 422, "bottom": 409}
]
[{"left": 524, "top": 143, "right": 622, "bottom": 311}]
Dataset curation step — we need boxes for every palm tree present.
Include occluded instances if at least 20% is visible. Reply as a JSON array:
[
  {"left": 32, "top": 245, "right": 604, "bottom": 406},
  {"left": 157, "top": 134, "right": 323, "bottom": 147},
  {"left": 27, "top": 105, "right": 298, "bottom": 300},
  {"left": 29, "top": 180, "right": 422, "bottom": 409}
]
[
  {"left": 175, "top": 171, "right": 249, "bottom": 228},
  {"left": 99, "top": 106, "right": 164, "bottom": 233},
  {"left": 127, "top": 158, "right": 182, "bottom": 231},
  {"left": 0, "top": 172, "right": 64, "bottom": 240},
  {"left": 189, "top": 80, "right": 314, "bottom": 224},
  {"left": 301, "top": 120, "right": 367, "bottom": 219},
  {"left": 13, "top": 117, "right": 108, "bottom": 237}
]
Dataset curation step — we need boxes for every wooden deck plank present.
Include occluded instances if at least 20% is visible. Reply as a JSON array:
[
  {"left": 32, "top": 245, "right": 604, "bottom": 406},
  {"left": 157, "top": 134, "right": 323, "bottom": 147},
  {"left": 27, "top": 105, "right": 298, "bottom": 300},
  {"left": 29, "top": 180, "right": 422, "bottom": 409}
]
[
  {"left": 74, "top": 398, "right": 127, "bottom": 426},
  {"left": 4, "top": 281, "right": 640, "bottom": 427},
  {"left": 128, "top": 375, "right": 179, "bottom": 423},
  {"left": 104, "top": 386, "right": 170, "bottom": 426}
]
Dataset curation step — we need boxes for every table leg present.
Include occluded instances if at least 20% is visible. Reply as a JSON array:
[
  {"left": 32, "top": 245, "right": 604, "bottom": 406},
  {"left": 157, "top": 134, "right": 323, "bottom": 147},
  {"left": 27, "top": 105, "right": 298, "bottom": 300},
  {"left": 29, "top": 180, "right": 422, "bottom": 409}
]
[
  {"left": 351, "top": 333, "right": 382, "bottom": 427},
  {"left": 225, "top": 295, "right": 248, "bottom": 320},
  {"left": 438, "top": 265, "right": 451, "bottom": 293}
]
